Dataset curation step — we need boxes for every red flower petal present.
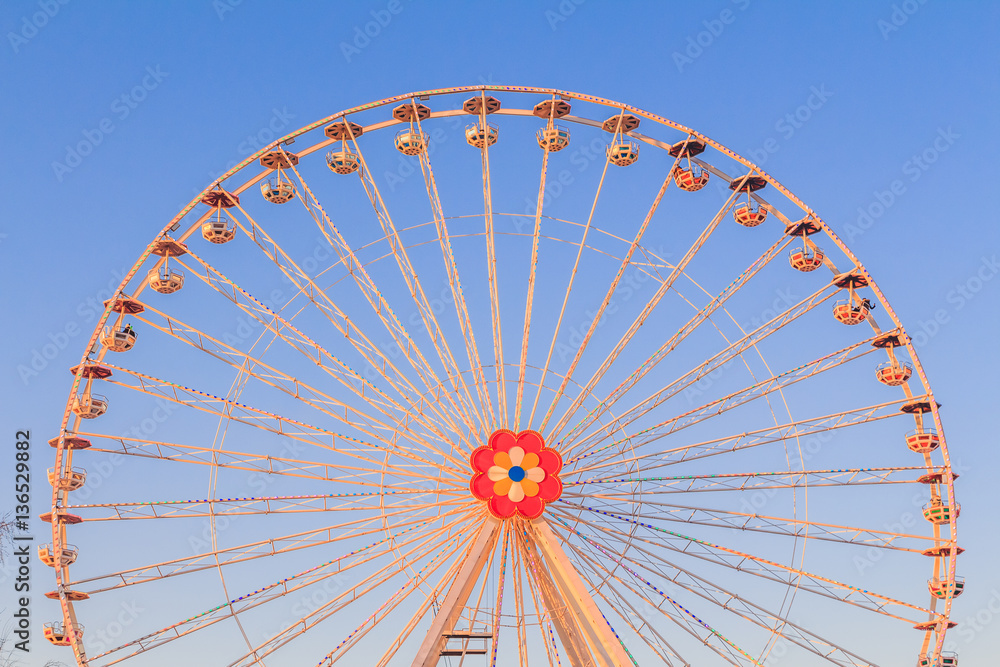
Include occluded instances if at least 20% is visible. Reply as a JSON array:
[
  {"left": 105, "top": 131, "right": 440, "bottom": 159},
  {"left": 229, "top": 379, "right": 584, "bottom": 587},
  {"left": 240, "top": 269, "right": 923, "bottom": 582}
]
[
  {"left": 515, "top": 495, "right": 544, "bottom": 519},
  {"left": 537, "top": 449, "right": 563, "bottom": 476},
  {"left": 537, "top": 475, "right": 563, "bottom": 502},
  {"left": 470, "top": 473, "right": 494, "bottom": 500},
  {"left": 489, "top": 429, "right": 517, "bottom": 454},
  {"left": 471, "top": 446, "right": 495, "bottom": 473},
  {"left": 516, "top": 430, "right": 544, "bottom": 456},
  {"left": 489, "top": 494, "right": 517, "bottom": 519}
]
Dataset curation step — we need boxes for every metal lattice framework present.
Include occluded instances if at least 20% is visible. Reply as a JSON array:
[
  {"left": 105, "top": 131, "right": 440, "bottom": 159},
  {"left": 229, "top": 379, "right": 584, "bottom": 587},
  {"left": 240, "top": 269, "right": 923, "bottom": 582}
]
[{"left": 47, "top": 86, "right": 959, "bottom": 667}]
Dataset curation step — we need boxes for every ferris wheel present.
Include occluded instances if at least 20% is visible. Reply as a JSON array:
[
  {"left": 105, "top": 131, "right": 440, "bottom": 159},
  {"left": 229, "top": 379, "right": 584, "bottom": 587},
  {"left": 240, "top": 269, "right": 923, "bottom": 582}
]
[{"left": 44, "top": 86, "right": 960, "bottom": 667}]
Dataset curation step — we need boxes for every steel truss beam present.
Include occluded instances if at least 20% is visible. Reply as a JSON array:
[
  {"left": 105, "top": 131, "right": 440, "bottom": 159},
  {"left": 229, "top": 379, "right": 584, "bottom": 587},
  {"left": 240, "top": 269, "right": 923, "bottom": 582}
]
[
  {"left": 411, "top": 520, "right": 500, "bottom": 667},
  {"left": 529, "top": 518, "right": 631, "bottom": 667},
  {"left": 411, "top": 517, "right": 632, "bottom": 667}
]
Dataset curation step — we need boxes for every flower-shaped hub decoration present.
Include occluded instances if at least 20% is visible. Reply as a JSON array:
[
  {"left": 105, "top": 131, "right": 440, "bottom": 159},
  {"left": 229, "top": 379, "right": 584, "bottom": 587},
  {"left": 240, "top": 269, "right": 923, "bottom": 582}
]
[{"left": 470, "top": 429, "right": 563, "bottom": 519}]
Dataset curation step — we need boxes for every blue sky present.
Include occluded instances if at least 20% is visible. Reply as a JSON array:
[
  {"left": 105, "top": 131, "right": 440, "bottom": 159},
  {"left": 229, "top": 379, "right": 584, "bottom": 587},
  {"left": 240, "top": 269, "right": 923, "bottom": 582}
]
[{"left": 2, "top": 1, "right": 998, "bottom": 666}]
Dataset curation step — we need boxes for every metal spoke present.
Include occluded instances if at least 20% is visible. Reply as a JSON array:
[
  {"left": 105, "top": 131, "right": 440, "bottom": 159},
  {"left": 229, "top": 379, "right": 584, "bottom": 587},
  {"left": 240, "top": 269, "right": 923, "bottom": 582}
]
[
  {"left": 565, "top": 536, "right": 741, "bottom": 665},
  {"left": 558, "top": 232, "right": 793, "bottom": 448},
  {"left": 131, "top": 302, "right": 461, "bottom": 466},
  {"left": 334, "top": 130, "right": 485, "bottom": 440},
  {"left": 90, "top": 511, "right": 469, "bottom": 665},
  {"left": 566, "top": 335, "right": 883, "bottom": 472},
  {"left": 544, "top": 175, "right": 744, "bottom": 440},
  {"left": 550, "top": 506, "right": 931, "bottom": 620},
  {"left": 214, "top": 204, "right": 478, "bottom": 455},
  {"left": 565, "top": 515, "right": 874, "bottom": 666},
  {"left": 561, "top": 282, "right": 842, "bottom": 461},
  {"left": 68, "top": 491, "right": 462, "bottom": 522},
  {"left": 411, "top": 103, "right": 495, "bottom": 432},
  {"left": 536, "top": 156, "right": 687, "bottom": 435},
  {"left": 571, "top": 398, "right": 913, "bottom": 478},
  {"left": 478, "top": 92, "right": 507, "bottom": 425},
  {"left": 308, "top": 523, "right": 476, "bottom": 666},
  {"left": 570, "top": 465, "right": 926, "bottom": 495},
  {"left": 560, "top": 495, "right": 934, "bottom": 555},
  {"left": 176, "top": 242, "right": 472, "bottom": 462},
  {"left": 528, "top": 145, "right": 613, "bottom": 429},
  {"left": 95, "top": 361, "right": 460, "bottom": 479},
  {"left": 70, "top": 513, "right": 444, "bottom": 594},
  {"left": 563, "top": 522, "right": 758, "bottom": 665}
]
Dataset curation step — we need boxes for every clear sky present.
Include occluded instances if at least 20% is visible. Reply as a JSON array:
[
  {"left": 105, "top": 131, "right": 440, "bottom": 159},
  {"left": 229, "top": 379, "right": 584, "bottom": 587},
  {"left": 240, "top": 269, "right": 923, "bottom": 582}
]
[{"left": 1, "top": 1, "right": 998, "bottom": 666}]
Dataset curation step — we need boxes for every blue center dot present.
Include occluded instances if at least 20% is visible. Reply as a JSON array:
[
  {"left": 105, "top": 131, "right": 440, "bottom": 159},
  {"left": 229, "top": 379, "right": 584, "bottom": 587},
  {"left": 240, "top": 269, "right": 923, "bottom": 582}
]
[{"left": 507, "top": 465, "right": 526, "bottom": 482}]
